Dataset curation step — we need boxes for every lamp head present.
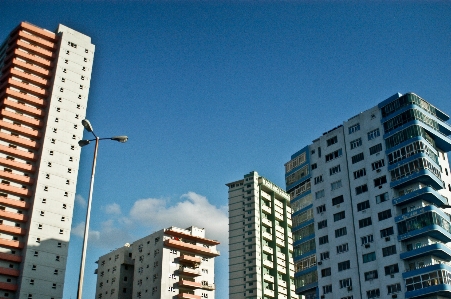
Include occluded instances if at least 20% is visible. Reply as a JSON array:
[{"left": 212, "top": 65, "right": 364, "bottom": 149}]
[
  {"left": 81, "top": 119, "right": 94, "bottom": 132},
  {"left": 111, "top": 136, "right": 128, "bottom": 143},
  {"left": 78, "top": 140, "right": 91, "bottom": 147}
]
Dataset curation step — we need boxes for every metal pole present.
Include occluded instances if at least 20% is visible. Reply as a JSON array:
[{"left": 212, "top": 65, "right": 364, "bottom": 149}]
[{"left": 77, "top": 136, "right": 99, "bottom": 299}]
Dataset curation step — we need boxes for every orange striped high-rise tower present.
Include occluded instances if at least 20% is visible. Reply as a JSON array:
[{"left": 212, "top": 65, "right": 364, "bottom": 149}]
[{"left": 0, "top": 22, "right": 94, "bottom": 299}]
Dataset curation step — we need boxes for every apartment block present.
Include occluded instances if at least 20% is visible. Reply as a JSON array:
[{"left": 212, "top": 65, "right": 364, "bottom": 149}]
[
  {"left": 286, "top": 92, "right": 451, "bottom": 299},
  {"left": 0, "top": 22, "right": 94, "bottom": 298},
  {"left": 95, "top": 226, "right": 220, "bottom": 299},
  {"left": 227, "top": 171, "right": 296, "bottom": 299}
]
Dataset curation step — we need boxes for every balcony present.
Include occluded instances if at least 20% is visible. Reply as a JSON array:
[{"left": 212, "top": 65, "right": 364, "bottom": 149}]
[
  {"left": 164, "top": 239, "right": 219, "bottom": 257},
  {"left": 0, "top": 210, "right": 28, "bottom": 222},
  {"left": 0, "top": 196, "right": 29, "bottom": 209},
  {"left": 179, "top": 254, "right": 201, "bottom": 264},
  {"left": 263, "top": 273, "right": 274, "bottom": 282},
  {"left": 6, "top": 48, "right": 52, "bottom": 68},
  {"left": 0, "top": 252, "right": 21, "bottom": 263},
  {"left": 393, "top": 186, "right": 448, "bottom": 207},
  {"left": 3, "top": 68, "right": 49, "bottom": 87},
  {"left": 4, "top": 99, "right": 45, "bottom": 117},
  {"left": 391, "top": 169, "right": 443, "bottom": 190},
  {"left": 179, "top": 267, "right": 200, "bottom": 276},
  {"left": 403, "top": 264, "right": 451, "bottom": 298},
  {"left": 263, "top": 245, "right": 273, "bottom": 254},
  {"left": 0, "top": 238, "right": 24, "bottom": 249},
  {"left": 15, "top": 40, "right": 55, "bottom": 59},
  {"left": 275, "top": 212, "right": 284, "bottom": 221},
  {"left": 15, "top": 29, "right": 56, "bottom": 50},
  {"left": 262, "top": 205, "right": 272, "bottom": 214},
  {"left": 200, "top": 284, "right": 215, "bottom": 290},
  {"left": 2, "top": 87, "right": 47, "bottom": 106},
  {"left": 262, "top": 232, "right": 273, "bottom": 241},
  {"left": 401, "top": 243, "right": 451, "bottom": 261},
  {"left": 0, "top": 267, "right": 20, "bottom": 277},
  {"left": 18, "top": 22, "right": 57, "bottom": 42},
  {"left": 0, "top": 183, "right": 31, "bottom": 197},
  {"left": 262, "top": 218, "right": 272, "bottom": 227},
  {"left": 1, "top": 77, "right": 48, "bottom": 97},
  {"left": 0, "top": 157, "right": 35, "bottom": 172},
  {"left": 0, "top": 132, "right": 39, "bottom": 150},
  {"left": 178, "top": 279, "right": 202, "bottom": 288},
  {"left": 0, "top": 224, "right": 26, "bottom": 235},
  {"left": 264, "top": 288, "right": 275, "bottom": 297},
  {"left": 0, "top": 144, "right": 36, "bottom": 161},
  {"left": 276, "top": 238, "right": 285, "bottom": 247},
  {"left": 0, "top": 120, "right": 41, "bottom": 138},
  {"left": 164, "top": 227, "right": 220, "bottom": 245},
  {"left": 0, "top": 109, "right": 43, "bottom": 128},
  {"left": 178, "top": 293, "right": 200, "bottom": 299},
  {"left": 278, "top": 266, "right": 287, "bottom": 274},
  {"left": 0, "top": 170, "right": 33, "bottom": 185},
  {"left": 0, "top": 282, "right": 18, "bottom": 291},
  {"left": 263, "top": 259, "right": 273, "bottom": 269}
]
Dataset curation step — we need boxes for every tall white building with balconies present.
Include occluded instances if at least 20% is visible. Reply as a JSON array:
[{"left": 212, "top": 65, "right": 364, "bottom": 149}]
[
  {"left": 227, "top": 171, "right": 296, "bottom": 299},
  {"left": 287, "top": 93, "right": 451, "bottom": 299},
  {"left": 0, "top": 22, "right": 94, "bottom": 299},
  {"left": 94, "top": 226, "right": 220, "bottom": 299}
]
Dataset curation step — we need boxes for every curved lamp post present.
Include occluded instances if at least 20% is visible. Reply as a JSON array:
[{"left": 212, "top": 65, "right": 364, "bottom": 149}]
[{"left": 77, "top": 119, "right": 127, "bottom": 299}]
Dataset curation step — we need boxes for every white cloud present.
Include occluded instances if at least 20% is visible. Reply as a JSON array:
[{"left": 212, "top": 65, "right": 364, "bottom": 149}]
[
  {"left": 103, "top": 203, "right": 121, "bottom": 215},
  {"left": 71, "top": 222, "right": 100, "bottom": 240},
  {"left": 129, "top": 192, "right": 228, "bottom": 244},
  {"left": 75, "top": 194, "right": 87, "bottom": 208}
]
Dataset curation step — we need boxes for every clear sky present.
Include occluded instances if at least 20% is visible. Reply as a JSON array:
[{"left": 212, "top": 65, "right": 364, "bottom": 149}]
[{"left": 2, "top": 1, "right": 451, "bottom": 298}]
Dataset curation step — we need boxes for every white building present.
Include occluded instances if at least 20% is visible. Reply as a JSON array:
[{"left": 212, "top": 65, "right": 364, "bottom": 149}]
[
  {"left": 286, "top": 93, "right": 451, "bottom": 299},
  {"left": 0, "top": 22, "right": 94, "bottom": 299},
  {"left": 227, "top": 171, "right": 297, "bottom": 299},
  {"left": 95, "top": 226, "right": 220, "bottom": 299}
]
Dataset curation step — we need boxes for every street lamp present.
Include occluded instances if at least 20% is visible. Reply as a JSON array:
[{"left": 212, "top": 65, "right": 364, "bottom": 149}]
[{"left": 76, "top": 119, "right": 127, "bottom": 299}]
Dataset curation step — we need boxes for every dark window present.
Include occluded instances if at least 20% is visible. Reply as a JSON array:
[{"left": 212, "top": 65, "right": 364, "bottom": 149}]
[
  {"left": 384, "top": 264, "right": 399, "bottom": 275},
  {"left": 374, "top": 176, "right": 387, "bottom": 187},
  {"left": 356, "top": 184, "right": 368, "bottom": 195},
  {"left": 371, "top": 159, "right": 385, "bottom": 170},
  {"left": 359, "top": 217, "right": 372, "bottom": 228},
  {"left": 364, "top": 270, "right": 378, "bottom": 281},
  {"left": 376, "top": 192, "right": 389, "bottom": 203},
  {"left": 380, "top": 227, "right": 394, "bottom": 238},
  {"left": 327, "top": 136, "right": 338, "bottom": 146},
  {"left": 369, "top": 143, "right": 382, "bottom": 155},
  {"left": 351, "top": 152, "right": 364, "bottom": 164},
  {"left": 321, "top": 267, "right": 331, "bottom": 277},
  {"left": 332, "top": 195, "right": 344, "bottom": 206},
  {"left": 325, "top": 149, "right": 342, "bottom": 162},
  {"left": 335, "top": 227, "right": 347, "bottom": 238},
  {"left": 318, "top": 220, "right": 327, "bottom": 230},
  {"left": 338, "top": 260, "right": 350, "bottom": 272},
  {"left": 334, "top": 211, "right": 345, "bottom": 222},
  {"left": 319, "top": 235, "right": 329, "bottom": 245},
  {"left": 378, "top": 209, "right": 392, "bottom": 221},
  {"left": 357, "top": 200, "right": 370, "bottom": 211},
  {"left": 382, "top": 245, "right": 397, "bottom": 257}
]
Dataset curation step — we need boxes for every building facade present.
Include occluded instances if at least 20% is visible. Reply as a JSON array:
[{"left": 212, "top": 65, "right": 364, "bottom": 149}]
[
  {"left": 95, "top": 226, "right": 220, "bottom": 299},
  {"left": 286, "top": 92, "right": 451, "bottom": 299},
  {"left": 0, "top": 22, "right": 94, "bottom": 298},
  {"left": 228, "top": 171, "right": 296, "bottom": 299}
]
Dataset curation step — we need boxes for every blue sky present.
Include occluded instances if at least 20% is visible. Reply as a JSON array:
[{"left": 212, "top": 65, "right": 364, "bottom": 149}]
[{"left": 2, "top": 1, "right": 451, "bottom": 298}]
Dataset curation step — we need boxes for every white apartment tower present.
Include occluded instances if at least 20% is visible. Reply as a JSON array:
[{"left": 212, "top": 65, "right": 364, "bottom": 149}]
[
  {"left": 95, "top": 226, "right": 220, "bottom": 299},
  {"left": 227, "top": 171, "right": 296, "bottom": 299},
  {"left": 0, "top": 22, "right": 94, "bottom": 298},
  {"left": 286, "top": 93, "right": 451, "bottom": 299}
]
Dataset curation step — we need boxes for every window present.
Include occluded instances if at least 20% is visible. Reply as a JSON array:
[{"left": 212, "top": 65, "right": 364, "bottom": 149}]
[
  {"left": 369, "top": 143, "right": 382, "bottom": 155},
  {"left": 335, "top": 227, "right": 347, "bottom": 238},
  {"left": 375, "top": 192, "right": 389, "bottom": 203},
  {"left": 316, "top": 204, "right": 326, "bottom": 214},
  {"left": 380, "top": 227, "right": 394, "bottom": 238},
  {"left": 350, "top": 138, "right": 362, "bottom": 149},
  {"left": 334, "top": 211, "right": 345, "bottom": 222},
  {"left": 311, "top": 163, "right": 317, "bottom": 170},
  {"left": 361, "top": 234, "right": 373, "bottom": 245},
  {"left": 316, "top": 189, "right": 325, "bottom": 199},
  {"left": 351, "top": 153, "right": 364, "bottom": 164},
  {"left": 384, "top": 264, "right": 399, "bottom": 275},
  {"left": 387, "top": 283, "right": 401, "bottom": 294},
  {"left": 355, "top": 184, "right": 368, "bottom": 195},
  {"left": 339, "top": 278, "right": 352, "bottom": 288},
  {"left": 332, "top": 195, "right": 344, "bottom": 206},
  {"left": 364, "top": 270, "right": 378, "bottom": 281},
  {"left": 319, "top": 235, "right": 329, "bottom": 245},
  {"left": 337, "top": 243, "right": 349, "bottom": 254},
  {"left": 366, "top": 288, "right": 380, "bottom": 299},
  {"left": 382, "top": 245, "right": 396, "bottom": 257},
  {"left": 374, "top": 176, "right": 387, "bottom": 187},
  {"left": 362, "top": 252, "right": 376, "bottom": 263},
  {"left": 348, "top": 123, "right": 360, "bottom": 134},
  {"left": 359, "top": 217, "right": 372, "bottom": 228},
  {"left": 331, "top": 180, "right": 342, "bottom": 190},
  {"left": 320, "top": 251, "right": 330, "bottom": 260},
  {"left": 371, "top": 159, "right": 385, "bottom": 170},
  {"left": 378, "top": 209, "right": 392, "bottom": 221},
  {"left": 321, "top": 267, "right": 331, "bottom": 277},
  {"left": 327, "top": 136, "right": 338, "bottom": 146},
  {"left": 367, "top": 128, "right": 380, "bottom": 140},
  {"left": 325, "top": 149, "right": 342, "bottom": 162},
  {"left": 314, "top": 175, "right": 323, "bottom": 185},
  {"left": 329, "top": 165, "right": 341, "bottom": 175},
  {"left": 338, "top": 260, "right": 350, "bottom": 271},
  {"left": 323, "top": 284, "right": 332, "bottom": 294},
  {"left": 353, "top": 168, "right": 366, "bottom": 179},
  {"left": 318, "top": 220, "right": 327, "bottom": 229}
]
